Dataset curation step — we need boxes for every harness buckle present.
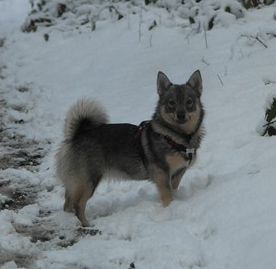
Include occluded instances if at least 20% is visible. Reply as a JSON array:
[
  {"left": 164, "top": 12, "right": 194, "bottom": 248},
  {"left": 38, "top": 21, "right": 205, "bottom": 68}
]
[{"left": 185, "top": 148, "right": 195, "bottom": 163}]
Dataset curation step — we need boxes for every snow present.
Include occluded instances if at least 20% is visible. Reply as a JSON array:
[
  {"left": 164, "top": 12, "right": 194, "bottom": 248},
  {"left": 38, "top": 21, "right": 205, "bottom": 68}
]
[
  {"left": 1, "top": 1, "right": 276, "bottom": 269},
  {"left": 0, "top": 0, "right": 29, "bottom": 36}
]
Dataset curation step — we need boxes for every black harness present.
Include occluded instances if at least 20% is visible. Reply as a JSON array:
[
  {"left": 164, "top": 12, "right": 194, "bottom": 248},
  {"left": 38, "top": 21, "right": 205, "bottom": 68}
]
[
  {"left": 137, "top": 121, "right": 149, "bottom": 168},
  {"left": 163, "top": 134, "right": 195, "bottom": 163},
  {"left": 138, "top": 120, "right": 195, "bottom": 164}
]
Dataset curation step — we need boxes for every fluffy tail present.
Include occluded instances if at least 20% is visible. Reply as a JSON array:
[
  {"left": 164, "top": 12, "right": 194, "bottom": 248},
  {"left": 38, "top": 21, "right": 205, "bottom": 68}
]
[{"left": 64, "top": 99, "right": 108, "bottom": 141}]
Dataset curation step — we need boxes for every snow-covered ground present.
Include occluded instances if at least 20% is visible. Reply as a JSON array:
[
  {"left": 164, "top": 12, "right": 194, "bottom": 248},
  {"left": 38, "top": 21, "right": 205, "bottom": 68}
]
[{"left": 1, "top": 1, "right": 276, "bottom": 269}]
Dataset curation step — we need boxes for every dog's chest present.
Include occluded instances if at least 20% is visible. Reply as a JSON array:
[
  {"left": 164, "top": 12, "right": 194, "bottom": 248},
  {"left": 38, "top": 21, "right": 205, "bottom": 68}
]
[{"left": 165, "top": 152, "right": 191, "bottom": 175}]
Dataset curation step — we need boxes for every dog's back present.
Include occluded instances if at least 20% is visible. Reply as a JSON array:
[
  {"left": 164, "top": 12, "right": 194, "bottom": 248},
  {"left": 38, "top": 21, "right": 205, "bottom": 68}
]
[{"left": 72, "top": 122, "right": 148, "bottom": 178}]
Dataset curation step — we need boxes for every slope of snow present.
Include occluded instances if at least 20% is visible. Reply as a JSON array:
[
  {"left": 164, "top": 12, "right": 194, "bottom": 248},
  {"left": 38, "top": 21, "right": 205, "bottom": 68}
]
[{"left": 1, "top": 2, "right": 276, "bottom": 269}]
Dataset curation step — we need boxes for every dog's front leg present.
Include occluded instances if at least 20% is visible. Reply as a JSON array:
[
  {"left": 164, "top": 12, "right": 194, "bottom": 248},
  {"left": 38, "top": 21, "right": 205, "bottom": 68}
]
[
  {"left": 149, "top": 165, "right": 172, "bottom": 207},
  {"left": 171, "top": 168, "right": 186, "bottom": 191}
]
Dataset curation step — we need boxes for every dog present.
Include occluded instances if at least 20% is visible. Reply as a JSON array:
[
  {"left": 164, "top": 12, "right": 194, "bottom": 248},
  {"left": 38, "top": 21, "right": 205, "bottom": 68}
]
[{"left": 56, "top": 70, "right": 205, "bottom": 226}]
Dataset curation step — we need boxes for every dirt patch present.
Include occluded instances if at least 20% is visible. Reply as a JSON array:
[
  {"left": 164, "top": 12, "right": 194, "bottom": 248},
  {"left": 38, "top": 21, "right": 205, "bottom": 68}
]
[
  {"left": 0, "top": 250, "right": 35, "bottom": 268},
  {"left": 0, "top": 65, "right": 7, "bottom": 79},
  {"left": 0, "top": 131, "right": 48, "bottom": 171},
  {"left": 0, "top": 38, "right": 5, "bottom": 47},
  {"left": 17, "top": 86, "right": 29, "bottom": 93},
  {"left": 13, "top": 220, "right": 101, "bottom": 250},
  {"left": 77, "top": 227, "right": 102, "bottom": 237},
  {"left": 0, "top": 129, "right": 48, "bottom": 210},
  {"left": 0, "top": 83, "right": 48, "bottom": 170},
  {"left": 0, "top": 96, "right": 48, "bottom": 210},
  {"left": 0, "top": 183, "right": 39, "bottom": 210},
  {"left": 14, "top": 223, "right": 56, "bottom": 243}
]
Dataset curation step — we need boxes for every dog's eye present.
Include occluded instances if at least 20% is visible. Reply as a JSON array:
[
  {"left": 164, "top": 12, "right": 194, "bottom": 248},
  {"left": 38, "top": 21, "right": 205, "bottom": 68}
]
[
  {"left": 168, "top": 100, "right": 176, "bottom": 107},
  {"left": 186, "top": 98, "right": 193, "bottom": 107}
]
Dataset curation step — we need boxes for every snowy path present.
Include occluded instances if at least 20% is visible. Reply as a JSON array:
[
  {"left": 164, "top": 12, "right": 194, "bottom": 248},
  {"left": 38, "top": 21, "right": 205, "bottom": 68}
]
[{"left": 1, "top": 2, "right": 276, "bottom": 269}]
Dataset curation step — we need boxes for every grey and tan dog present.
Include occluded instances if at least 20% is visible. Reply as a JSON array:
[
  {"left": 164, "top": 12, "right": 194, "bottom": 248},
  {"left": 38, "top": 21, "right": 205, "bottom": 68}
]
[{"left": 56, "top": 70, "right": 205, "bottom": 226}]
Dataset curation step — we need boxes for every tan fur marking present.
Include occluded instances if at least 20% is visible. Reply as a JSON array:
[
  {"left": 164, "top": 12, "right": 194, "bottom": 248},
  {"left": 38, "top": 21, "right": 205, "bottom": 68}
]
[
  {"left": 150, "top": 165, "right": 172, "bottom": 207},
  {"left": 166, "top": 153, "right": 186, "bottom": 175},
  {"left": 77, "top": 188, "right": 92, "bottom": 227},
  {"left": 171, "top": 169, "right": 185, "bottom": 190},
  {"left": 71, "top": 183, "right": 92, "bottom": 227},
  {"left": 182, "top": 104, "right": 201, "bottom": 134},
  {"left": 159, "top": 104, "right": 201, "bottom": 135},
  {"left": 160, "top": 107, "right": 175, "bottom": 127}
]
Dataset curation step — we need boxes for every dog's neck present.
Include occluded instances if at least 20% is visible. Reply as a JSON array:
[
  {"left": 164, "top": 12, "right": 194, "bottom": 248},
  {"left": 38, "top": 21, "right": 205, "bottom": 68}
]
[{"left": 151, "top": 113, "right": 204, "bottom": 148}]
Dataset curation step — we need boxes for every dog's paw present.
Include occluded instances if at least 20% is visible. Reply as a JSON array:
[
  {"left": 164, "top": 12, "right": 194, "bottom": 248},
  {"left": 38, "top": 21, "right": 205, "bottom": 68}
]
[{"left": 161, "top": 194, "right": 173, "bottom": 207}]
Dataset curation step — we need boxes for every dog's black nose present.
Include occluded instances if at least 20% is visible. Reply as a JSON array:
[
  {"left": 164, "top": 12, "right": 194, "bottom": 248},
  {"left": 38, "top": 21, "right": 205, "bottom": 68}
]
[{"left": 177, "top": 111, "right": 186, "bottom": 122}]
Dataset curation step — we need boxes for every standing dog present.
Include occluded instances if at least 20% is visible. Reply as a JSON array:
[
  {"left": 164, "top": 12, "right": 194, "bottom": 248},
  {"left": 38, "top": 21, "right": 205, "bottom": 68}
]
[{"left": 56, "top": 70, "right": 205, "bottom": 226}]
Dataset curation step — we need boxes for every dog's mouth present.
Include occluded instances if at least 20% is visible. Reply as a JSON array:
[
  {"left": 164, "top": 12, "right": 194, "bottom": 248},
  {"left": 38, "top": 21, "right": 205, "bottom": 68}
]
[
  {"left": 175, "top": 118, "right": 187, "bottom": 124},
  {"left": 161, "top": 110, "right": 189, "bottom": 126},
  {"left": 173, "top": 114, "right": 188, "bottom": 124}
]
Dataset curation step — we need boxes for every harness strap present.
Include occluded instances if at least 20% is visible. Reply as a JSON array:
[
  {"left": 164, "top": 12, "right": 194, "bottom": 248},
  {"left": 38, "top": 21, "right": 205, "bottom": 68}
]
[
  {"left": 163, "top": 135, "right": 194, "bottom": 164},
  {"left": 138, "top": 120, "right": 151, "bottom": 133},
  {"left": 138, "top": 121, "right": 195, "bottom": 164},
  {"left": 137, "top": 120, "right": 150, "bottom": 168}
]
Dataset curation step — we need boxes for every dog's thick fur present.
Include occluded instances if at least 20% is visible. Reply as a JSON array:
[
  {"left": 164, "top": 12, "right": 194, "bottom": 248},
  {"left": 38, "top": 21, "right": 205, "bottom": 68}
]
[{"left": 56, "top": 70, "right": 205, "bottom": 226}]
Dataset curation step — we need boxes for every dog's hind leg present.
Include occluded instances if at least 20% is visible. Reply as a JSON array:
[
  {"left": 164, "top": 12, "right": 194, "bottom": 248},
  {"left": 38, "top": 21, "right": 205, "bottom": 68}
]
[
  {"left": 64, "top": 188, "right": 74, "bottom": 213},
  {"left": 71, "top": 183, "right": 91, "bottom": 227},
  {"left": 75, "top": 186, "right": 92, "bottom": 227},
  {"left": 72, "top": 176, "right": 101, "bottom": 227}
]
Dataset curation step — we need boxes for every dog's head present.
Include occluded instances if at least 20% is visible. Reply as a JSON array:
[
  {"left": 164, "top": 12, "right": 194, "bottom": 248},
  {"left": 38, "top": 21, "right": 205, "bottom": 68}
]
[{"left": 156, "top": 70, "right": 204, "bottom": 134}]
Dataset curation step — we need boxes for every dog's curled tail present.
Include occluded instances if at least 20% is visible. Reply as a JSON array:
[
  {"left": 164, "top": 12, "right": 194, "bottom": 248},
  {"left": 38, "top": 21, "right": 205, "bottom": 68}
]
[{"left": 64, "top": 99, "right": 108, "bottom": 141}]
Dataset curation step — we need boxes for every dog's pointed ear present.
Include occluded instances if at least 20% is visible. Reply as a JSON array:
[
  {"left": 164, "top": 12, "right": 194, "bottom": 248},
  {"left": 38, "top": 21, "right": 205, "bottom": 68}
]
[
  {"left": 187, "top": 70, "right": 202, "bottom": 96},
  {"left": 157, "top": 71, "right": 171, "bottom": 96}
]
